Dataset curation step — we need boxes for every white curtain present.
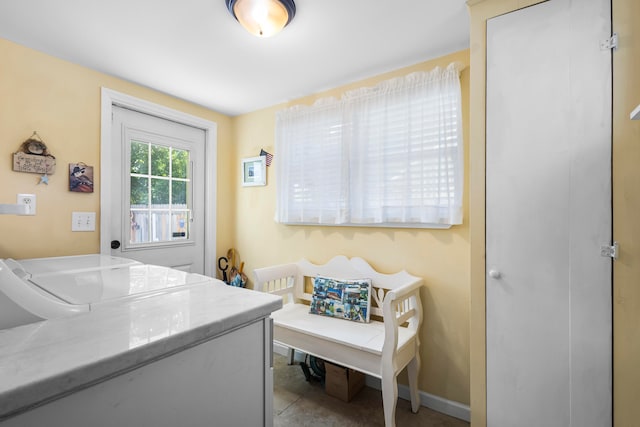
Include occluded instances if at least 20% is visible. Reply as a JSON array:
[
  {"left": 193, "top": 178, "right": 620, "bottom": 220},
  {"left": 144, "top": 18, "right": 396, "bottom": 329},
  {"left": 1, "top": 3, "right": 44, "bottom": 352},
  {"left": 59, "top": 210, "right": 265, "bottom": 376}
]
[
  {"left": 275, "top": 62, "right": 463, "bottom": 227},
  {"left": 275, "top": 99, "right": 349, "bottom": 224}
]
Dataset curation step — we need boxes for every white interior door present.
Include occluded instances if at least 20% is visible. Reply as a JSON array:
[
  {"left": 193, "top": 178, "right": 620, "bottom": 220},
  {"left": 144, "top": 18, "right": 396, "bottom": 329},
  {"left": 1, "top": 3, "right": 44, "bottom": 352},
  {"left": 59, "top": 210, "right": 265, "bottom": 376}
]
[
  {"left": 486, "top": 0, "right": 612, "bottom": 426},
  {"left": 110, "top": 106, "right": 206, "bottom": 273}
]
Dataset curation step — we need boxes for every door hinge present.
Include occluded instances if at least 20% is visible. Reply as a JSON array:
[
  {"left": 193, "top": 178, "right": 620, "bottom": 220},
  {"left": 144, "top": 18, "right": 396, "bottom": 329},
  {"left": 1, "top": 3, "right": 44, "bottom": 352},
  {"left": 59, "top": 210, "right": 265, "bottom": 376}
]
[
  {"left": 600, "top": 33, "right": 618, "bottom": 50},
  {"left": 600, "top": 242, "right": 619, "bottom": 260}
]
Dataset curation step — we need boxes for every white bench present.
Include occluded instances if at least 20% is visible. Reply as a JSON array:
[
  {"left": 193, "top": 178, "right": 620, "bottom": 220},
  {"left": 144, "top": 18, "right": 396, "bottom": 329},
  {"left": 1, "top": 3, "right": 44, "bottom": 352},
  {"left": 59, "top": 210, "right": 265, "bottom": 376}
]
[{"left": 253, "top": 256, "right": 424, "bottom": 427}]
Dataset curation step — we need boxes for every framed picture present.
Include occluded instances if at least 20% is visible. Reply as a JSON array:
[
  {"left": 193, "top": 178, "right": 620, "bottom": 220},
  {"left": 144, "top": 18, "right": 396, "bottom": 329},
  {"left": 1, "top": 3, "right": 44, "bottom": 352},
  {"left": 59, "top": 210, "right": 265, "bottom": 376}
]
[
  {"left": 69, "top": 163, "right": 94, "bottom": 193},
  {"left": 242, "top": 156, "right": 266, "bottom": 187}
]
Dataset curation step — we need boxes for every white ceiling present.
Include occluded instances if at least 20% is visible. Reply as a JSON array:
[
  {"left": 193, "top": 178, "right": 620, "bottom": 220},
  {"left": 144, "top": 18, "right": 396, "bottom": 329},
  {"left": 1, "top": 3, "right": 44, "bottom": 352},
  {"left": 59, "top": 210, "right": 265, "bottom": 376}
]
[{"left": 0, "top": 0, "right": 470, "bottom": 116}]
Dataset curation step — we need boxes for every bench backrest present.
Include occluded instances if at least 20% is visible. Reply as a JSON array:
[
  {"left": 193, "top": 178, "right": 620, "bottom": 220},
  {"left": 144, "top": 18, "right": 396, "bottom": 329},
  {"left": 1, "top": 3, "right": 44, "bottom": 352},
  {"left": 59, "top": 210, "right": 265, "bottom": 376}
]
[{"left": 253, "top": 255, "right": 421, "bottom": 320}]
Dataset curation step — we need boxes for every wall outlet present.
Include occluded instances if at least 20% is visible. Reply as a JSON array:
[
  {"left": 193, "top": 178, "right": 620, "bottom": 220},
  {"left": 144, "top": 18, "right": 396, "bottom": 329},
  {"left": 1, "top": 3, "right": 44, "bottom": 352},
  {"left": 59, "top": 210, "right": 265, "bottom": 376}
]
[
  {"left": 17, "top": 194, "right": 36, "bottom": 215},
  {"left": 72, "top": 212, "right": 96, "bottom": 232}
]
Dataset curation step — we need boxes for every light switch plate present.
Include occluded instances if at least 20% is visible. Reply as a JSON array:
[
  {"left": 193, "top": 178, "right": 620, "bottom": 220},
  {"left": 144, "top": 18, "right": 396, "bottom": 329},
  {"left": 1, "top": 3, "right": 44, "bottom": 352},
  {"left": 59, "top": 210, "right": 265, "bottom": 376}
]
[{"left": 72, "top": 212, "right": 96, "bottom": 232}]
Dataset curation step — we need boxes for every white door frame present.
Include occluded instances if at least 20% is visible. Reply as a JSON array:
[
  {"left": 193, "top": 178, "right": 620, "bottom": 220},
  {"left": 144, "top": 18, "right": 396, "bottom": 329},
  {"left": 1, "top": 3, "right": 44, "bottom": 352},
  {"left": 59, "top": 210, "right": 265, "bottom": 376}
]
[{"left": 100, "top": 88, "right": 217, "bottom": 276}]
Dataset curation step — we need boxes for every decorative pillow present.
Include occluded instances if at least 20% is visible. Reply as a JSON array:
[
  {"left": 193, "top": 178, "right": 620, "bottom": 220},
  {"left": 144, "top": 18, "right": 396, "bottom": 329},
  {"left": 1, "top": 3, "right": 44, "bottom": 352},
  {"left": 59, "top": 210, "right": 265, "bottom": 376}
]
[{"left": 309, "top": 276, "right": 372, "bottom": 323}]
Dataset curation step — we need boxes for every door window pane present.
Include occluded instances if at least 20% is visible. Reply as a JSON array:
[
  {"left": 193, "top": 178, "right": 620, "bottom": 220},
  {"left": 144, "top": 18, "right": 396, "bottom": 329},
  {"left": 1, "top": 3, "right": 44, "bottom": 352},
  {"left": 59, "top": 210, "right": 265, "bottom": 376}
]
[
  {"left": 130, "top": 176, "right": 149, "bottom": 205},
  {"left": 172, "top": 212, "right": 189, "bottom": 240},
  {"left": 151, "top": 145, "right": 170, "bottom": 177},
  {"left": 130, "top": 141, "right": 149, "bottom": 174},
  {"left": 151, "top": 178, "right": 170, "bottom": 205},
  {"left": 128, "top": 140, "right": 192, "bottom": 245},
  {"left": 130, "top": 210, "right": 149, "bottom": 244},
  {"left": 151, "top": 211, "right": 171, "bottom": 241},
  {"left": 172, "top": 180, "right": 187, "bottom": 205},
  {"left": 172, "top": 149, "right": 188, "bottom": 179}
]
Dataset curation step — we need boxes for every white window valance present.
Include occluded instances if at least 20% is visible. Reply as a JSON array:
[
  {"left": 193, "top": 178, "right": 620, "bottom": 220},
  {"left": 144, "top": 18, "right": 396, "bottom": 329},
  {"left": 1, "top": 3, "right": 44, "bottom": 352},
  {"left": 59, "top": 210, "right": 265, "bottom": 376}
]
[{"left": 275, "top": 62, "right": 463, "bottom": 228}]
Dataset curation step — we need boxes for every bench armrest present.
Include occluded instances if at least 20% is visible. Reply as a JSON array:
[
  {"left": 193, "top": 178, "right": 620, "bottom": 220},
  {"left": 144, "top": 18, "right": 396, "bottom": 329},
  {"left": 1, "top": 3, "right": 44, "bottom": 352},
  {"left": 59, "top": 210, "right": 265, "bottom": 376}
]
[
  {"left": 381, "top": 278, "right": 424, "bottom": 358},
  {"left": 253, "top": 263, "right": 299, "bottom": 301}
]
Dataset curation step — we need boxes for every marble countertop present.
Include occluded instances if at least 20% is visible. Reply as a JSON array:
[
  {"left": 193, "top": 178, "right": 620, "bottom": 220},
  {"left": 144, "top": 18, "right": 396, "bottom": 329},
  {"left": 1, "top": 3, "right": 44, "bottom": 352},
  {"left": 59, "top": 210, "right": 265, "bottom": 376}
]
[{"left": 0, "top": 280, "right": 282, "bottom": 421}]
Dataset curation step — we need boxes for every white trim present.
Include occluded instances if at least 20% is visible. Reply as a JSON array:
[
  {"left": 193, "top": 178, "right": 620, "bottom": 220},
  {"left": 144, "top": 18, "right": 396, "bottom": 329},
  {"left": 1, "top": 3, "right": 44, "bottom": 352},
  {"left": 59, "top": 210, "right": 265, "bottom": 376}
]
[
  {"left": 364, "top": 376, "right": 471, "bottom": 423},
  {"left": 100, "top": 88, "right": 217, "bottom": 276},
  {"left": 274, "top": 342, "right": 306, "bottom": 362},
  {"left": 272, "top": 344, "right": 470, "bottom": 422}
]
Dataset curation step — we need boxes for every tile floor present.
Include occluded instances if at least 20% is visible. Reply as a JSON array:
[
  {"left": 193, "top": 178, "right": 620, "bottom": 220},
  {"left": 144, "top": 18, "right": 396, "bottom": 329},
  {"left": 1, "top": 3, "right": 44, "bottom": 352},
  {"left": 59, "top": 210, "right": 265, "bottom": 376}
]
[{"left": 273, "top": 354, "right": 470, "bottom": 427}]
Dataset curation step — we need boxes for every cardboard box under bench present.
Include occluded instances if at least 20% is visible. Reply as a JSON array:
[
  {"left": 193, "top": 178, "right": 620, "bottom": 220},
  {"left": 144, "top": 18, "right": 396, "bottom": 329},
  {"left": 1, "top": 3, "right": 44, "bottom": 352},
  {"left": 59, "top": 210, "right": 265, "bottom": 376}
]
[{"left": 325, "top": 361, "right": 365, "bottom": 402}]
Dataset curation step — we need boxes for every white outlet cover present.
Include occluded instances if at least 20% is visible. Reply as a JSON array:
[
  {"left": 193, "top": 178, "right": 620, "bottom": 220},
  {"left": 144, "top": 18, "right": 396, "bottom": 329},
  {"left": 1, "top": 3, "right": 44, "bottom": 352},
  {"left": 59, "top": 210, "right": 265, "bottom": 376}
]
[{"left": 17, "top": 193, "right": 36, "bottom": 215}]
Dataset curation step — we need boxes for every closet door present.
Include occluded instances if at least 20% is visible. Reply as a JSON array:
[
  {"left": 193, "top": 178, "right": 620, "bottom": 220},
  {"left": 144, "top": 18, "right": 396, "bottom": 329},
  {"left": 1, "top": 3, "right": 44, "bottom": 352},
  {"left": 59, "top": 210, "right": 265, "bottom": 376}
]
[{"left": 486, "top": 0, "right": 612, "bottom": 426}]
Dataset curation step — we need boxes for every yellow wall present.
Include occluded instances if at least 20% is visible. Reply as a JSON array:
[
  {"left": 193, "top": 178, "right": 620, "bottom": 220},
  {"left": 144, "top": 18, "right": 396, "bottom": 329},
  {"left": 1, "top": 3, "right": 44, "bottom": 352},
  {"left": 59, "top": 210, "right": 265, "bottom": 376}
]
[
  {"left": 0, "top": 38, "right": 234, "bottom": 262},
  {"left": 232, "top": 50, "right": 471, "bottom": 405},
  {"left": 467, "top": 0, "right": 640, "bottom": 425},
  {"left": 612, "top": 0, "right": 640, "bottom": 425}
]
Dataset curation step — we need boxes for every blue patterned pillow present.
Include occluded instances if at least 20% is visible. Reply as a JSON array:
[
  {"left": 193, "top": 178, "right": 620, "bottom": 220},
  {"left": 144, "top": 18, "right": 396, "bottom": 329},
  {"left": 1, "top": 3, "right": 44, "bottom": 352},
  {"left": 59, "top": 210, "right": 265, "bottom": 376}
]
[{"left": 309, "top": 276, "right": 372, "bottom": 323}]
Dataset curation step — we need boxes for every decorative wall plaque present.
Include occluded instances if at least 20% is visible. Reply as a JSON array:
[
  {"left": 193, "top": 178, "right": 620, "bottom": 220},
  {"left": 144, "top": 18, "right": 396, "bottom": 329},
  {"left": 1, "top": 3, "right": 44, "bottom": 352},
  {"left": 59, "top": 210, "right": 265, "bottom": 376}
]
[
  {"left": 13, "top": 152, "right": 56, "bottom": 174},
  {"left": 69, "top": 163, "right": 94, "bottom": 193},
  {"left": 12, "top": 131, "right": 56, "bottom": 175}
]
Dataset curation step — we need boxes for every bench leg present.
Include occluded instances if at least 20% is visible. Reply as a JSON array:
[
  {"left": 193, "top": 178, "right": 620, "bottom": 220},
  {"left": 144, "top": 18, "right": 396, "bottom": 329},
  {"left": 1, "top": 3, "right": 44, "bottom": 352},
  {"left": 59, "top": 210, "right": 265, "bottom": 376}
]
[
  {"left": 287, "top": 348, "right": 295, "bottom": 365},
  {"left": 407, "top": 355, "right": 421, "bottom": 413},
  {"left": 381, "top": 367, "right": 398, "bottom": 427}
]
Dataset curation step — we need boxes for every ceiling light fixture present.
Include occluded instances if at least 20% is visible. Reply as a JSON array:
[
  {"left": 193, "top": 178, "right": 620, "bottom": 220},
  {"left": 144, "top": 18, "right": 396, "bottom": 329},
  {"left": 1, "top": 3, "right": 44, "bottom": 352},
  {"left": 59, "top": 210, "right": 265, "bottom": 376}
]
[{"left": 225, "top": 0, "right": 296, "bottom": 38}]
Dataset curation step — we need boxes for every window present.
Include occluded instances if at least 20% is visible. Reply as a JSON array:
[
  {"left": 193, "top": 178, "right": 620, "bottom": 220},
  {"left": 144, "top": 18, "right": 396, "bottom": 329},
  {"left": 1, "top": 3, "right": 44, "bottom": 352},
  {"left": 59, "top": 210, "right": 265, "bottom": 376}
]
[
  {"left": 129, "top": 140, "right": 191, "bottom": 243},
  {"left": 275, "top": 63, "right": 463, "bottom": 228}
]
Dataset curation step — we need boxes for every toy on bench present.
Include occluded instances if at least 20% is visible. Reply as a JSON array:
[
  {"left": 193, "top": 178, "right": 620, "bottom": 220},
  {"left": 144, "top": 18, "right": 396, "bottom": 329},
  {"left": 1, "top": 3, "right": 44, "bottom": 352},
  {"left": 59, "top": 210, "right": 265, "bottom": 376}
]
[{"left": 253, "top": 255, "right": 424, "bottom": 427}]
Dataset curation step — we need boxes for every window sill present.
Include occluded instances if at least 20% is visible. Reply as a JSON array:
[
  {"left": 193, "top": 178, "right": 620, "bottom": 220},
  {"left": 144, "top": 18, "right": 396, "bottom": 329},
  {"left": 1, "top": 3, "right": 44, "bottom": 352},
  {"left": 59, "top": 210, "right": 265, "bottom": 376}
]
[{"left": 277, "top": 221, "right": 455, "bottom": 230}]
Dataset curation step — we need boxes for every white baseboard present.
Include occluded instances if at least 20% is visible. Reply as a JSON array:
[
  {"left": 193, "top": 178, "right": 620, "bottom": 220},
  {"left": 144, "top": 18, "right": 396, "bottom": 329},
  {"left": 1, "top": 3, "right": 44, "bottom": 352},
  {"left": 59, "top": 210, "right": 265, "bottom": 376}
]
[
  {"left": 274, "top": 342, "right": 306, "bottom": 362},
  {"left": 272, "top": 344, "right": 470, "bottom": 422},
  {"left": 363, "top": 376, "right": 470, "bottom": 422}
]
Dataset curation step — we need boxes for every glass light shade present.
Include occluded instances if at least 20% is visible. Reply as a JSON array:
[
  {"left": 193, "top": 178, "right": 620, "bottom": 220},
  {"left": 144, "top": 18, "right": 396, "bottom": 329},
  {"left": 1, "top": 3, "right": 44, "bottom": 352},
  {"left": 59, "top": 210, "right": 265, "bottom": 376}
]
[{"left": 230, "top": 0, "right": 294, "bottom": 37}]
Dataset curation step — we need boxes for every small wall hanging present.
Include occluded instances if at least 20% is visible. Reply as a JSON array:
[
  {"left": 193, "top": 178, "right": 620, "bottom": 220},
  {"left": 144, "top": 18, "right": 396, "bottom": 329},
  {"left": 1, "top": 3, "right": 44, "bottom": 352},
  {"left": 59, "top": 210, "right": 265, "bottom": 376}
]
[
  {"left": 69, "top": 163, "right": 94, "bottom": 193},
  {"left": 13, "top": 131, "right": 56, "bottom": 185},
  {"left": 242, "top": 156, "right": 266, "bottom": 186}
]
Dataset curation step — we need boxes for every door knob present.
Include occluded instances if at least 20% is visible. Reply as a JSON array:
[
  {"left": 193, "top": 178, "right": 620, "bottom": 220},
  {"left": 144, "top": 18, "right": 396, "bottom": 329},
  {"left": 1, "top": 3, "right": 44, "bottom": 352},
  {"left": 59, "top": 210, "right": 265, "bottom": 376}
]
[
  {"left": 488, "top": 269, "right": 501, "bottom": 279},
  {"left": 111, "top": 240, "right": 121, "bottom": 249}
]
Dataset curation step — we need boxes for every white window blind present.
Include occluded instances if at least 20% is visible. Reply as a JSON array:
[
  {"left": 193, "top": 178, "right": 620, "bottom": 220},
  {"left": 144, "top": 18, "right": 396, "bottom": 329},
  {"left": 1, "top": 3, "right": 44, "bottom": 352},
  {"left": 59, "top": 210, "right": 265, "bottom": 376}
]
[{"left": 275, "top": 62, "right": 463, "bottom": 228}]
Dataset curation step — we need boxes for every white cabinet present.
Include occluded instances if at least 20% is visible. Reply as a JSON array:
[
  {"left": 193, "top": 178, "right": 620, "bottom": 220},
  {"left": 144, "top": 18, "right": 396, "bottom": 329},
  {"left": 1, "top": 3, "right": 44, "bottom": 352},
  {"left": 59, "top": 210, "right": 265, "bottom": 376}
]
[
  {"left": 485, "top": 0, "right": 612, "bottom": 425},
  {"left": 1, "top": 317, "right": 274, "bottom": 427}
]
